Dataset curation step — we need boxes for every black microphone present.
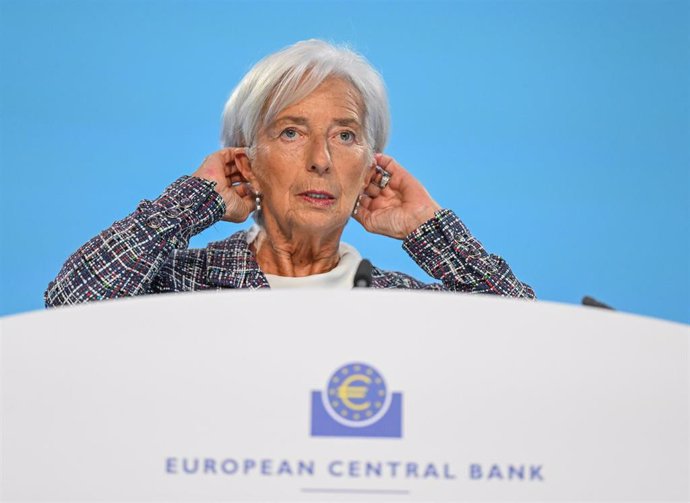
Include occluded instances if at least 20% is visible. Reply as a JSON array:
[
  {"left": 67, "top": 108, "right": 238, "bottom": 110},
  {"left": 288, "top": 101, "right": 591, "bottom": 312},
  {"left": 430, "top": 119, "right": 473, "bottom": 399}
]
[
  {"left": 582, "top": 295, "right": 615, "bottom": 310},
  {"left": 353, "top": 259, "right": 373, "bottom": 288}
]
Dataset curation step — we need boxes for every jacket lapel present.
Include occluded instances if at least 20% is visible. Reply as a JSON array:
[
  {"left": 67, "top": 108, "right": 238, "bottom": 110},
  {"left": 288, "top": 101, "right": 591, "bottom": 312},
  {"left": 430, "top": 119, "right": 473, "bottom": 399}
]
[{"left": 206, "top": 231, "right": 269, "bottom": 289}]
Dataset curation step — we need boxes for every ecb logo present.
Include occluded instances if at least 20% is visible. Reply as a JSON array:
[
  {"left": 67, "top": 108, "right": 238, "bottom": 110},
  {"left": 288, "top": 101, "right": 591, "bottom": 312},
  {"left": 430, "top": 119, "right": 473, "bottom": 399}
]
[{"left": 310, "top": 362, "right": 402, "bottom": 438}]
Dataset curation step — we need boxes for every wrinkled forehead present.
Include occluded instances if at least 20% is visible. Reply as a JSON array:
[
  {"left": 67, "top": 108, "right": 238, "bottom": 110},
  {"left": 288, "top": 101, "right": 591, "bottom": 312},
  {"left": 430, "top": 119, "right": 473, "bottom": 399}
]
[{"left": 260, "top": 74, "right": 365, "bottom": 131}]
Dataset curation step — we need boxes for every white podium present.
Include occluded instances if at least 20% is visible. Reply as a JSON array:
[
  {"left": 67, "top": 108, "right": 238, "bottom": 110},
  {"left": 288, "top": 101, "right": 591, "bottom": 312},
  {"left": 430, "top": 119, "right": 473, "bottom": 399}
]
[{"left": 1, "top": 291, "right": 688, "bottom": 501}]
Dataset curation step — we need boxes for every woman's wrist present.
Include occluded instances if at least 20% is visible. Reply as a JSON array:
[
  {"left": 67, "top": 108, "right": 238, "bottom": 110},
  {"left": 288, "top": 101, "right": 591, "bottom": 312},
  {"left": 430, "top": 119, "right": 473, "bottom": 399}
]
[
  {"left": 402, "top": 203, "right": 442, "bottom": 237},
  {"left": 155, "top": 176, "right": 225, "bottom": 234}
]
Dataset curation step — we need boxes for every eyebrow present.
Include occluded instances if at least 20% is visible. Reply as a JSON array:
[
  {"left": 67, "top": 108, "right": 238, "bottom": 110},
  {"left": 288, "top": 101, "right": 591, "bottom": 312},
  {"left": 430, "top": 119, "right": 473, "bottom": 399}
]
[
  {"left": 334, "top": 118, "right": 361, "bottom": 127},
  {"left": 274, "top": 116, "right": 309, "bottom": 126},
  {"left": 273, "top": 116, "right": 362, "bottom": 128}
]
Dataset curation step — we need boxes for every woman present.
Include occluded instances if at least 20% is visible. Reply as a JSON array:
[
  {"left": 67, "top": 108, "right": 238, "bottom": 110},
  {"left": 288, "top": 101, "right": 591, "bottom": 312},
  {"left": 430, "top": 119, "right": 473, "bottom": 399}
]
[{"left": 45, "top": 40, "right": 535, "bottom": 305}]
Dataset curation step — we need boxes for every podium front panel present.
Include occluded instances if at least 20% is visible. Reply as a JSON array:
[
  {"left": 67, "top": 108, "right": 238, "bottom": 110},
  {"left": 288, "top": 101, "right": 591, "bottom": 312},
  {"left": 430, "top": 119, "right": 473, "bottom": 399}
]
[{"left": 2, "top": 291, "right": 688, "bottom": 501}]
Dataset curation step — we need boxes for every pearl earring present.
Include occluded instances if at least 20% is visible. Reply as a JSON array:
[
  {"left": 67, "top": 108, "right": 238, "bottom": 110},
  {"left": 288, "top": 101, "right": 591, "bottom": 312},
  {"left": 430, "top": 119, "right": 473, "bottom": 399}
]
[
  {"left": 255, "top": 193, "right": 262, "bottom": 212},
  {"left": 352, "top": 194, "right": 362, "bottom": 216}
]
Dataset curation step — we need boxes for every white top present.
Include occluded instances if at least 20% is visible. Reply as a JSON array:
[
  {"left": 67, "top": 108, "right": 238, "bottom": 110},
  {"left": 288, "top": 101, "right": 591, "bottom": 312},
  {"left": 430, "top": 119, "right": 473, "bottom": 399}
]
[{"left": 264, "top": 242, "right": 362, "bottom": 289}]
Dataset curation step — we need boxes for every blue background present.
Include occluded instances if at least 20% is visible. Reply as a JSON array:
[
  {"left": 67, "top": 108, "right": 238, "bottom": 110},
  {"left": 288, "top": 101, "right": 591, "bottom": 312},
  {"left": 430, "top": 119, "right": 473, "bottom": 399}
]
[{"left": 1, "top": 0, "right": 688, "bottom": 324}]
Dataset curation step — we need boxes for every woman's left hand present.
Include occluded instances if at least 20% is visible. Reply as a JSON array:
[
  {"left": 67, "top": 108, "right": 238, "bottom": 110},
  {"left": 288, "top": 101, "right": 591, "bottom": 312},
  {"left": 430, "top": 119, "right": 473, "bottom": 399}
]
[{"left": 354, "top": 153, "right": 442, "bottom": 239}]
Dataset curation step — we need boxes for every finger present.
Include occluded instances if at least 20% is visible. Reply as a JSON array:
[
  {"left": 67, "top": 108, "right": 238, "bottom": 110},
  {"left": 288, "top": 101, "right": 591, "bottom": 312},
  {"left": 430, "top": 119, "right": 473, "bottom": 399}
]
[
  {"left": 353, "top": 197, "right": 378, "bottom": 232},
  {"left": 352, "top": 200, "right": 370, "bottom": 228},
  {"left": 222, "top": 146, "right": 247, "bottom": 161},
  {"left": 375, "top": 152, "right": 405, "bottom": 171},
  {"left": 220, "top": 146, "right": 238, "bottom": 159},
  {"left": 223, "top": 153, "right": 250, "bottom": 186},
  {"left": 201, "top": 149, "right": 230, "bottom": 172},
  {"left": 374, "top": 153, "right": 398, "bottom": 171},
  {"left": 223, "top": 159, "right": 233, "bottom": 178},
  {"left": 217, "top": 148, "right": 243, "bottom": 174},
  {"left": 228, "top": 170, "right": 248, "bottom": 185},
  {"left": 245, "top": 188, "right": 258, "bottom": 212},
  {"left": 232, "top": 182, "right": 254, "bottom": 199},
  {"left": 375, "top": 153, "right": 412, "bottom": 180},
  {"left": 359, "top": 193, "right": 373, "bottom": 210},
  {"left": 365, "top": 165, "right": 394, "bottom": 194},
  {"left": 374, "top": 155, "right": 405, "bottom": 188},
  {"left": 220, "top": 148, "right": 238, "bottom": 168},
  {"left": 364, "top": 181, "right": 382, "bottom": 198}
]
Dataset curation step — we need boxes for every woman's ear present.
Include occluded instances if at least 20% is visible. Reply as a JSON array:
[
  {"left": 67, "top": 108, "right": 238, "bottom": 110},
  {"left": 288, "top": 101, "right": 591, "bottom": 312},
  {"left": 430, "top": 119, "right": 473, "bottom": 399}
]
[{"left": 234, "top": 148, "right": 262, "bottom": 193}]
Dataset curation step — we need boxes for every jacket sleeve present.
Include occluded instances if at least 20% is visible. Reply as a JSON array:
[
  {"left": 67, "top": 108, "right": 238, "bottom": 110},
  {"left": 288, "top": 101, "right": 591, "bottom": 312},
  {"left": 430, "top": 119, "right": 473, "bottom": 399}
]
[
  {"left": 401, "top": 209, "right": 536, "bottom": 298},
  {"left": 45, "top": 176, "right": 225, "bottom": 307}
]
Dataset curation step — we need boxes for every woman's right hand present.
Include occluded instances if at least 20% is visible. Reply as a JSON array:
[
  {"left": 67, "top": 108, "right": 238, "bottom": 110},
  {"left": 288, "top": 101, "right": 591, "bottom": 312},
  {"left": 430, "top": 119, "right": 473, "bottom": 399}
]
[{"left": 192, "top": 148, "right": 256, "bottom": 223}]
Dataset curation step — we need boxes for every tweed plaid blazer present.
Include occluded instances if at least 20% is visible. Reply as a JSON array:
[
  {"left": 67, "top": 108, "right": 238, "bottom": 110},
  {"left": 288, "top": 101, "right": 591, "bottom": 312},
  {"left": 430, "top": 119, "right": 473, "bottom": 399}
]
[{"left": 45, "top": 177, "right": 535, "bottom": 306}]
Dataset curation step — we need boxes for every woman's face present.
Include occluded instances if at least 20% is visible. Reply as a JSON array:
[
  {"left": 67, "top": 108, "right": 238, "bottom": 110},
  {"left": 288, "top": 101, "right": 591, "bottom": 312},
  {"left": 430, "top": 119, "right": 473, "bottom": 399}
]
[{"left": 242, "top": 78, "right": 375, "bottom": 238}]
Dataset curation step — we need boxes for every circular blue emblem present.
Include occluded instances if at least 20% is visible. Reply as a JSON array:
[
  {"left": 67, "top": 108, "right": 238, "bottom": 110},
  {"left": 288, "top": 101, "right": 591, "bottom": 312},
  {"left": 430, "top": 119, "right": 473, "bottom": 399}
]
[{"left": 322, "top": 362, "right": 391, "bottom": 428}]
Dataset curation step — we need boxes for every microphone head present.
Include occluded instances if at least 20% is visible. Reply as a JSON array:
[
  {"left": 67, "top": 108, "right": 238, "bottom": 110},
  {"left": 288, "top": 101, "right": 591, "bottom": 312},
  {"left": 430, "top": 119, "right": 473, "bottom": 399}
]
[
  {"left": 582, "top": 295, "right": 615, "bottom": 310},
  {"left": 353, "top": 259, "right": 373, "bottom": 288}
]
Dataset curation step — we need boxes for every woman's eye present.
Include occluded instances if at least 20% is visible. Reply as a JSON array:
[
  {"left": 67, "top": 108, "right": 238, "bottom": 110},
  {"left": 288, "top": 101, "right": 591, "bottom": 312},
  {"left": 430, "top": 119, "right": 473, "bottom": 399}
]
[
  {"left": 338, "top": 131, "right": 355, "bottom": 143},
  {"left": 280, "top": 128, "right": 299, "bottom": 140}
]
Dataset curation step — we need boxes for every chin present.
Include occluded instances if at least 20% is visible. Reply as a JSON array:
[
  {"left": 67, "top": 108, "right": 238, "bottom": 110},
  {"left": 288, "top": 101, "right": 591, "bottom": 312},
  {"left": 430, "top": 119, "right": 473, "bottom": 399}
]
[{"left": 292, "top": 211, "right": 349, "bottom": 235}]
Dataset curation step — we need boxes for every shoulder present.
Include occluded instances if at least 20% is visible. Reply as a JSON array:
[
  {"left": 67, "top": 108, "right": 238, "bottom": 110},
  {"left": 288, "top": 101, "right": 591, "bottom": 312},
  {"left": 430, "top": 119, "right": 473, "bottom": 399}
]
[
  {"left": 203, "top": 229, "right": 256, "bottom": 271},
  {"left": 370, "top": 265, "right": 431, "bottom": 289},
  {"left": 205, "top": 229, "right": 252, "bottom": 253},
  {"left": 155, "top": 228, "right": 266, "bottom": 291},
  {"left": 159, "top": 229, "right": 254, "bottom": 283}
]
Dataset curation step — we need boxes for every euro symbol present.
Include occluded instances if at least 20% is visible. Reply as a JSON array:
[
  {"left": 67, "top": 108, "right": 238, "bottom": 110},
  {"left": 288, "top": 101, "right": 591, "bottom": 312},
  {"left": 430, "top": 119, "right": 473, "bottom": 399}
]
[{"left": 337, "top": 374, "right": 372, "bottom": 411}]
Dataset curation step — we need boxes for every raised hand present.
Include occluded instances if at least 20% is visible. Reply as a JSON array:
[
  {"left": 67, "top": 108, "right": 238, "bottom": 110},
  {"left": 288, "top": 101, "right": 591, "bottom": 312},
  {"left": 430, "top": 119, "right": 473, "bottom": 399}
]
[
  {"left": 192, "top": 148, "right": 256, "bottom": 223},
  {"left": 354, "top": 153, "right": 441, "bottom": 239}
]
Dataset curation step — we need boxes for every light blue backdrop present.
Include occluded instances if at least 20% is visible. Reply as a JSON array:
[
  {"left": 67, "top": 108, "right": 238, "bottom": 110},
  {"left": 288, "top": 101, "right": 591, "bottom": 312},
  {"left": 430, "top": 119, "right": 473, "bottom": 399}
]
[{"left": 1, "top": 0, "right": 688, "bottom": 324}]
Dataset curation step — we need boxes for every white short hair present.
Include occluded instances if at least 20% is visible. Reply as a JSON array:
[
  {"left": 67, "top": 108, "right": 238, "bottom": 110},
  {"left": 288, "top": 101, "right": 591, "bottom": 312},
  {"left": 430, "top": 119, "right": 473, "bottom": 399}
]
[{"left": 220, "top": 39, "right": 389, "bottom": 153}]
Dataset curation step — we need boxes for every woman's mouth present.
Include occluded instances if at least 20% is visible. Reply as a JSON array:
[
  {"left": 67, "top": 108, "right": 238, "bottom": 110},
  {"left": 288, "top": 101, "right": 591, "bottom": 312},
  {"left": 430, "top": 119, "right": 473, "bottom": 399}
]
[{"left": 298, "top": 191, "right": 336, "bottom": 207}]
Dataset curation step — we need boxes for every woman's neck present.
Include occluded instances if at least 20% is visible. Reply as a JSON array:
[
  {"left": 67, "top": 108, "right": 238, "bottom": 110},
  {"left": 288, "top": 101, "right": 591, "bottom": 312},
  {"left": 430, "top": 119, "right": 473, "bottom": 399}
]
[{"left": 252, "top": 225, "right": 343, "bottom": 277}]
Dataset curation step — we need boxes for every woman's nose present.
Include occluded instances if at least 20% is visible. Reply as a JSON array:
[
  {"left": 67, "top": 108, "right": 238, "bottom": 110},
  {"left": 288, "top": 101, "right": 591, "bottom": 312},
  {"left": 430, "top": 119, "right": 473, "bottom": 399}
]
[{"left": 308, "top": 137, "right": 331, "bottom": 175}]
